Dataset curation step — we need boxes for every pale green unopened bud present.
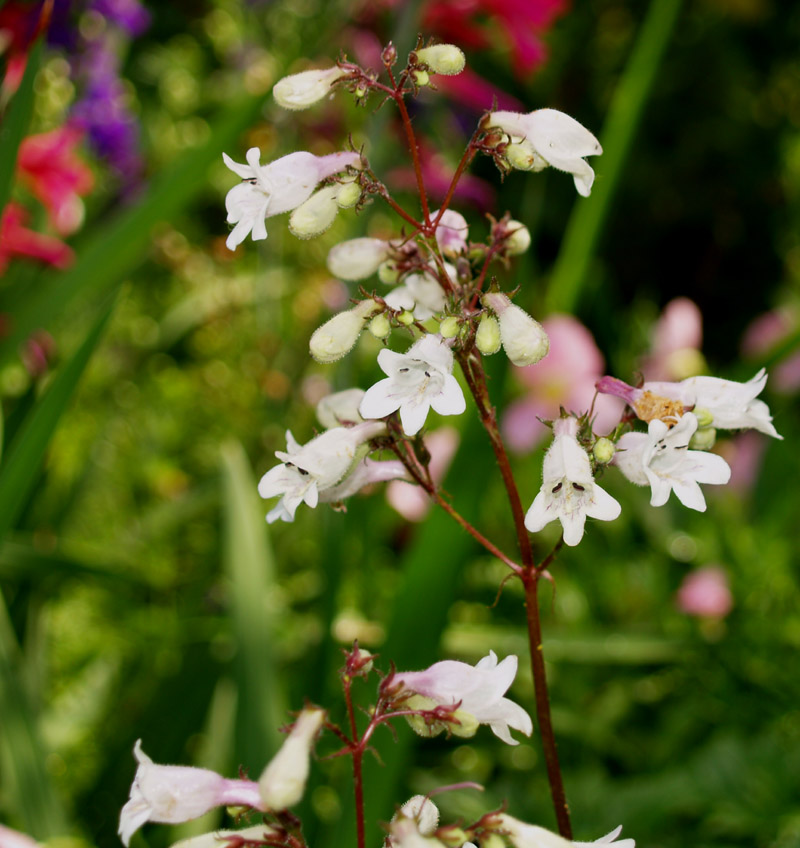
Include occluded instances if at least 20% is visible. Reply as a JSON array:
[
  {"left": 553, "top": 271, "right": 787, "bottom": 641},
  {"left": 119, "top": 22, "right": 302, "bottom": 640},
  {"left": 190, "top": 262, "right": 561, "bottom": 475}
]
[
  {"left": 481, "top": 835, "right": 507, "bottom": 848},
  {"left": 355, "top": 86, "right": 367, "bottom": 98},
  {"left": 475, "top": 314, "right": 501, "bottom": 355},
  {"left": 378, "top": 260, "right": 399, "bottom": 284},
  {"left": 404, "top": 695, "right": 445, "bottom": 738},
  {"left": 328, "top": 238, "right": 390, "bottom": 280},
  {"left": 593, "top": 437, "right": 615, "bottom": 464},
  {"left": 413, "top": 69, "right": 430, "bottom": 87},
  {"left": 505, "top": 220, "right": 531, "bottom": 255},
  {"left": 689, "top": 427, "right": 717, "bottom": 451},
  {"left": 416, "top": 44, "right": 466, "bottom": 76},
  {"left": 483, "top": 293, "right": 549, "bottom": 367},
  {"left": 309, "top": 301, "right": 379, "bottom": 363},
  {"left": 369, "top": 313, "right": 391, "bottom": 339},
  {"left": 398, "top": 310, "right": 415, "bottom": 326},
  {"left": 439, "top": 316, "right": 460, "bottom": 338},
  {"left": 335, "top": 180, "right": 361, "bottom": 209},
  {"left": 505, "top": 140, "right": 547, "bottom": 173},
  {"left": 438, "top": 827, "right": 469, "bottom": 848},
  {"left": 693, "top": 407, "right": 714, "bottom": 429},
  {"left": 448, "top": 709, "right": 479, "bottom": 738},
  {"left": 289, "top": 185, "right": 340, "bottom": 238},
  {"left": 273, "top": 66, "right": 345, "bottom": 110},
  {"left": 355, "top": 648, "right": 374, "bottom": 673}
]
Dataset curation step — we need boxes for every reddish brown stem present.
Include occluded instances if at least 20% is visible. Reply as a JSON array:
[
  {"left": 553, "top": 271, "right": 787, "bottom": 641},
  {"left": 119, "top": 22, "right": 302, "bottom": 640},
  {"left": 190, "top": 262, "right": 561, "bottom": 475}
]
[
  {"left": 343, "top": 677, "right": 366, "bottom": 848},
  {"left": 432, "top": 139, "right": 479, "bottom": 227},
  {"left": 392, "top": 85, "right": 431, "bottom": 225}
]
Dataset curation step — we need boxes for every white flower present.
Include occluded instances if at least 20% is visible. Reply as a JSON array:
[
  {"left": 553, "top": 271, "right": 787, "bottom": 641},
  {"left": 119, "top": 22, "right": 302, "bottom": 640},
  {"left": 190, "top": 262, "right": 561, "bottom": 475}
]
[
  {"left": 525, "top": 418, "right": 621, "bottom": 546},
  {"left": 385, "top": 264, "right": 454, "bottom": 320},
  {"left": 327, "top": 237, "right": 392, "bottom": 280},
  {"left": 309, "top": 300, "right": 380, "bottom": 363},
  {"left": 389, "top": 816, "right": 446, "bottom": 848},
  {"left": 319, "top": 457, "right": 409, "bottom": 502},
  {"left": 169, "top": 825, "right": 278, "bottom": 848},
  {"left": 573, "top": 825, "right": 635, "bottom": 848},
  {"left": 488, "top": 109, "right": 602, "bottom": 197},
  {"left": 432, "top": 208, "right": 469, "bottom": 256},
  {"left": 393, "top": 650, "right": 533, "bottom": 745},
  {"left": 496, "top": 815, "right": 573, "bottom": 848},
  {"left": 273, "top": 66, "right": 345, "bottom": 110},
  {"left": 0, "top": 825, "right": 38, "bottom": 848},
  {"left": 614, "top": 413, "right": 730, "bottom": 511},
  {"left": 316, "top": 388, "right": 366, "bottom": 428},
  {"left": 394, "top": 796, "right": 440, "bottom": 836},
  {"left": 258, "top": 422, "right": 385, "bottom": 523},
  {"left": 223, "top": 148, "right": 359, "bottom": 249},
  {"left": 359, "top": 334, "right": 466, "bottom": 436},
  {"left": 118, "top": 741, "right": 264, "bottom": 847},
  {"left": 259, "top": 707, "right": 325, "bottom": 810}
]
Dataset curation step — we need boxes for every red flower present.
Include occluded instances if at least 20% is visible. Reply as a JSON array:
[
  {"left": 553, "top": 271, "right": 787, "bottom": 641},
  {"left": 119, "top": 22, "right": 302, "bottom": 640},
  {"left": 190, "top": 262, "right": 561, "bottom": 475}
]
[
  {"left": 17, "top": 126, "right": 94, "bottom": 235},
  {"left": 0, "top": 202, "right": 74, "bottom": 274}
]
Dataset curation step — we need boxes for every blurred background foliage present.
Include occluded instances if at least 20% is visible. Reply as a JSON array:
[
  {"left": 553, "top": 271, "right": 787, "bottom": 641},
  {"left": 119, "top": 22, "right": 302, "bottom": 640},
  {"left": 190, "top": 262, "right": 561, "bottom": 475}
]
[{"left": 0, "top": 1, "right": 799, "bottom": 847}]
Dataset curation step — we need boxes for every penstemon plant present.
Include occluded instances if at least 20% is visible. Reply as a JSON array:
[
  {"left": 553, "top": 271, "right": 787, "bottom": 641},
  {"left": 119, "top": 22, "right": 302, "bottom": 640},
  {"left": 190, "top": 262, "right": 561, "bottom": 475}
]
[{"left": 117, "top": 37, "right": 782, "bottom": 848}]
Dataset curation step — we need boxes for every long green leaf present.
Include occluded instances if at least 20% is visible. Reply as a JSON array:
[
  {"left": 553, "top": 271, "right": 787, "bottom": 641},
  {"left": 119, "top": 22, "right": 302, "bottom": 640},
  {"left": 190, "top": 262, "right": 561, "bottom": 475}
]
[
  {"left": 546, "top": 0, "right": 683, "bottom": 313},
  {"left": 220, "top": 441, "right": 286, "bottom": 773},
  {"left": 0, "top": 41, "right": 41, "bottom": 218},
  {"left": 0, "top": 297, "right": 116, "bottom": 544}
]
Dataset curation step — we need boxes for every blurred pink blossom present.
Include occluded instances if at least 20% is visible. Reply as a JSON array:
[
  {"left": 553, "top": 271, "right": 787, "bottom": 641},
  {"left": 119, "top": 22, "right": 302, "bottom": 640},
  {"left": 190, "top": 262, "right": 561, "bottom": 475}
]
[
  {"left": 741, "top": 307, "right": 800, "bottom": 394},
  {"left": 387, "top": 427, "right": 459, "bottom": 521},
  {"left": 717, "top": 430, "right": 767, "bottom": 493},
  {"left": 640, "top": 297, "right": 704, "bottom": 381},
  {"left": 0, "top": 824, "right": 38, "bottom": 848},
  {"left": 0, "top": 202, "right": 74, "bottom": 273},
  {"left": 676, "top": 566, "right": 733, "bottom": 618},
  {"left": 502, "top": 315, "right": 623, "bottom": 452}
]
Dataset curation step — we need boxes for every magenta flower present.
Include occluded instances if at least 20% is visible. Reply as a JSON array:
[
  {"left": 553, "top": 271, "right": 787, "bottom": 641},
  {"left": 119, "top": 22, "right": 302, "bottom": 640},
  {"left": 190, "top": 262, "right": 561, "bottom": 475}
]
[
  {"left": 0, "top": 203, "right": 74, "bottom": 273},
  {"left": 676, "top": 566, "right": 733, "bottom": 618}
]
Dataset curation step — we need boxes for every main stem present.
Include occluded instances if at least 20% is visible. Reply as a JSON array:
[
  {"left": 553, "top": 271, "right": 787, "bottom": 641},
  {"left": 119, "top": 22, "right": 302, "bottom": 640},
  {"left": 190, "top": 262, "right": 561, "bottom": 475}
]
[
  {"left": 344, "top": 677, "right": 366, "bottom": 848},
  {"left": 458, "top": 352, "right": 572, "bottom": 839}
]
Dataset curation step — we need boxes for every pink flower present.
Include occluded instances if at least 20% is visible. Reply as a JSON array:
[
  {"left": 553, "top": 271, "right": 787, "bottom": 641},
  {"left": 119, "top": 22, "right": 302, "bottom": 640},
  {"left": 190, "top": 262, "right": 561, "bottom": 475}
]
[
  {"left": 17, "top": 127, "right": 95, "bottom": 236},
  {"left": 0, "top": 202, "right": 74, "bottom": 273},
  {"left": 676, "top": 566, "right": 733, "bottom": 618},
  {"left": 0, "top": 824, "right": 38, "bottom": 848},
  {"left": 741, "top": 307, "right": 800, "bottom": 394},
  {"left": 502, "top": 315, "right": 623, "bottom": 452},
  {"left": 640, "top": 297, "right": 704, "bottom": 381}
]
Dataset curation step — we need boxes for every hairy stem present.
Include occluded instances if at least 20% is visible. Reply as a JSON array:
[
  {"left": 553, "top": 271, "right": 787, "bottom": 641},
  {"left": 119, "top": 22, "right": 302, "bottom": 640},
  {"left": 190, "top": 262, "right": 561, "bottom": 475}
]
[
  {"left": 343, "top": 677, "right": 366, "bottom": 848},
  {"left": 391, "top": 81, "right": 431, "bottom": 226}
]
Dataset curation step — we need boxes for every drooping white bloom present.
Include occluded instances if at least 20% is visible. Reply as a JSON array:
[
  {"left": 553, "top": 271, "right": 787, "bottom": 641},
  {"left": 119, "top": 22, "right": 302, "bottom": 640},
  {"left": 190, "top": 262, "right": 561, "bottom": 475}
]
[
  {"left": 488, "top": 109, "right": 602, "bottom": 197},
  {"left": 259, "top": 707, "right": 325, "bottom": 810},
  {"left": 525, "top": 418, "right": 621, "bottom": 546},
  {"left": 169, "top": 825, "right": 278, "bottom": 848},
  {"left": 223, "top": 148, "right": 360, "bottom": 250},
  {"left": 327, "top": 237, "right": 392, "bottom": 280},
  {"left": 118, "top": 741, "right": 264, "bottom": 847},
  {"left": 319, "top": 457, "right": 409, "bottom": 502},
  {"left": 385, "top": 264, "right": 453, "bottom": 320},
  {"left": 496, "top": 815, "right": 572, "bottom": 848},
  {"left": 258, "top": 422, "right": 385, "bottom": 523},
  {"left": 394, "top": 796, "right": 440, "bottom": 836},
  {"left": 309, "top": 300, "right": 380, "bottom": 363},
  {"left": 573, "top": 825, "right": 635, "bottom": 848},
  {"left": 359, "top": 334, "right": 466, "bottom": 436},
  {"left": 393, "top": 650, "right": 533, "bottom": 745},
  {"left": 273, "top": 66, "right": 345, "bottom": 110},
  {"left": 432, "top": 208, "right": 469, "bottom": 256},
  {"left": 614, "top": 413, "right": 730, "bottom": 511},
  {"left": 316, "top": 388, "right": 366, "bottom": 428},
  {"left": 483, "top": 292, "right": 549, "bottom": 366}
]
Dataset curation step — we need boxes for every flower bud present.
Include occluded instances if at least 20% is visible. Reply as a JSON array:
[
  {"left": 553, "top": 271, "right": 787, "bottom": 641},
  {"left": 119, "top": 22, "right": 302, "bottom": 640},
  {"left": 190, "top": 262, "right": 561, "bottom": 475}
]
[
  {"left": 335, "top": 180, "right": 362, "bottom": 209},
  {"left": 382, "top": 43, "right": 397, "bottom": 66},
  {"left": 483, "top": 293, "right": 549, "bottom": 367},
  {"left": 480, "top": 836, "right": 507, "bottom": 848},
  {"left": 593, "top": 437, "right": 615, "bottom": 464},
  {"left": 289, "top": 185, "right": 340, "bottom": 239},
  {"left": 689, "top": 427, "right": 717, "bottom": 451},
  {"left": 273, "top": 66, "right": 345, "bottom": 110},
  {"left": 369, "top": 313, "right": 391, "bottom": 339},
  {"left": 316, "top": 388, "right": 366, "bottom": 428},
  {"left": 309, "top": 301, "right": 379, "bottom": 363},
  {"left": 328, "top": 238, "right": 390, "bottom": 280},
  {"left": 378, "top": 259, "right": 400, "bottom": 284},
  {"left": 404, "top": 694, "right": 446, "bottom": 738},
  {"left": 259, "top": 707, "right": 325, "bottom": 810},
  {"left": 398, "top": 310, "right": 415, "bottom": 326},
  {"left": 505, "top": 140, "right": 548, "bottom": 173},
  {"left": 438, "top": 827, "right": 469, "bottom": 848},
  {"left": 449, "top": 708, "right": 479, "bottom": 738},
  {"left": 413, "top": 69, "right": 430, "bottom": 87},
  {"left": 439, "top": 316, "right": 460, "bottom": 338},
  {"left": 416, "top": 44, "right": 466, "bottom": 76},
  {"left": 693, "top": 406, "right": 714, "bottom": 429},
  {"left": 475, "top": 314, "right": 501, "bottom": 355},
  {"left": 396, "top": 795, "right": 439, "bottom": 836},
  {"left": 504, "top": 220, "right": 531, "bottom": 255}
]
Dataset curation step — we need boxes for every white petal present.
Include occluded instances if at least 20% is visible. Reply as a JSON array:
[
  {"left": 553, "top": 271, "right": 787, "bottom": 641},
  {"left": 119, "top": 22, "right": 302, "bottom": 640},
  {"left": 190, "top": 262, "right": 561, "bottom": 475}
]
[
  {"left": 527, "top": 108, "right": 602, "bottom": 159},
  {"left": 687, "top": 450, "right": 731, "bottom": 485},
  {"left": 377, "top": 347, "right": 407, "bottom": 377},
  {"left": 584, "top": 484, "right": 622, "bottom": 522},
  {"left": 559, "top": 509, "right": 587, "bottom": 546},
  {"left": 524, "top": 489, "right": 554, "bottom": 533},
  {"left": 399, "top": 399, "right": 431, "bottom": 436},
  {"left": 360, "top": 378, "right": 402, "bottom": 420},
  {"left": 222, "top": 152, "right": 255, "bottom": 179},
  {"left": 671, "top": 478, "right": 707, "bottom": 512},
  {"left": 429, "top": 375, "right": 466, "bottom": 416}
]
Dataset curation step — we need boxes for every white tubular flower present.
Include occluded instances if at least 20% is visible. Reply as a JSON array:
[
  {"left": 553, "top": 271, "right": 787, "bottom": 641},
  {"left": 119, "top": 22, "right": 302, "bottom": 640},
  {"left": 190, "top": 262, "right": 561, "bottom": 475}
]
[
  {"left": 394, "top": 650, "right": 533, "bottom": 745},
  {"left": 573, "top": 825, "right": 635, "bottom": 848},
  {"left": 432, "top": 208, "right": 469, "bottom": 256},
  {"left": 525, "top": 418, "right": 621, "bottom": 546},
  {"left": 614, "top": 413, "right": 730, "bottom": 511},
  {"left": 483, "top": 293, "right": 549, "bottom": 366},
  {"left": 273, "top": 66, "right": 345, "bottom": 110},
  {"left": 223, "top": 149, "right": 359, "bottom": 249},
  {"left": 169, "top": 825, "right": 278, "bottom": 848},
  {"left": 118, "top": 740, "right": 264, "bottom": 847},
  {"left": 416, "top": 44, "right": 466, "bottom": 75},
  {"left": 390, "top": 816, "right": 446, "bottom": 848},
  {"left": 394, "top": 796, "right": 440, "bottom": 836},
  {"left": 319, "top": 457, "right": 409, "bottom": 502},
  {"left": 309, "top": 300, "right": 380, "bottom": 363},
  {"left": 259, "top": 707, "right": 325, "bottom": 810},
  {"left": 359, "top": 334, "right": 466, "bottom": 436},
  {"left": 327, "top": 237, "right": 392, "bottom": 280},
  {"left": 489, "top": 108, "right": 602, "bottom": 197},
  {"left": 385, "top": 264, "right": 454, "bottom": 320},
  {"left": 316, "top": 388, "right": 366, "bottom": 428},
  {"left": 497, "top": 815, "right": 572, "bottom": 848},
  {"left": 258, "top": 422, "right": 385, "bottom": 523}
]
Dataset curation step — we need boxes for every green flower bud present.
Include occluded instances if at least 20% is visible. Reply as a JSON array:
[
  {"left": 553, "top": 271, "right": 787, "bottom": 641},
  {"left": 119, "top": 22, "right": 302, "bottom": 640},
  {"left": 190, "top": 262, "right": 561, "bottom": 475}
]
[
  {"left": 398, "top": 310, "right": 415, "bottom": 326},
  {"left": 289, "top": 185, "right": 340, "bottom": 239},
  {"left": 335, "top": 180, "right": 362, "bottom": 209},
  {"left": 689, "top": 427, "right": 717, "bottom": 451},
  {"left": 378, "top": 260, "right": 399, "bottom": 284},
  {"left": 481, "top": 835, "right": 508, "bottom": 848},
  {"left": 448, "top": 709, "right": 479, "bottom": 738},
  {"left": 439, "top": 316, "right": 460, "bottom": 339},
  {"left": 505, "top": 141, "right": 547, "bottom": 173},
  {"left": 309, "top": 300, "right": 379, "bottom": 363},
  {"left": 369, "top": 313, "right": 391, "bottom": 339},
  {"left": 593, "top": 437, "right": 615, "bottom": 464},
  {"left": 505, "top": 220, "right": 531, "bottom": 256},
  {"left": 475, "top": 314, "right": 501, "bottom": 355},
  {"left": 693, "top": 406, "right": 714, "bottom": 429},
  {"left": 404, "top": 695, "right": 445, "bottom": 738},
  {"left": 412, "top": 69, "right": 430, "bottom": 87},
  {"left": 415, "top": 44, "right": 466, "bottom": 76}
]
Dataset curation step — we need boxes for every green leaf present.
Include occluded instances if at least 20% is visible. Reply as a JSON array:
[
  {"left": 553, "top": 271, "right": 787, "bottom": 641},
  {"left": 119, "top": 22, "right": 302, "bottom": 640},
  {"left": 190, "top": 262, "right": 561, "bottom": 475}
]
[
  {"left": 0, "top": 297, "right": 116, "bottom": 545},
  {"left": 546, "top": 0, "right": 683, "bottom": 313},
  {"left": 220, "top": 441, "right": 286, "bottom": 773},
  {"left": 0, "top": 41, "right": 41, "bottom": 218}
]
